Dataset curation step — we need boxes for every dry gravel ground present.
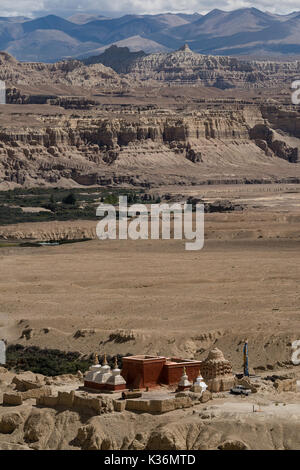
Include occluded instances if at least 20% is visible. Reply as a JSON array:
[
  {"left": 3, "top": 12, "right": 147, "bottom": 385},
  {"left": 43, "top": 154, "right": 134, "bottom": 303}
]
[{"left": 0, "top": 185, "right": 300, "bottom": 371}]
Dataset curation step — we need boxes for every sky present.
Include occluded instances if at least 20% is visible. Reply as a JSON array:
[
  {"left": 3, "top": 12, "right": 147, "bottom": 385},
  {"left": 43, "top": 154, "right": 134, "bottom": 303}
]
[{"left": 1, "top": 0, "right": 300, "bottom": 18}]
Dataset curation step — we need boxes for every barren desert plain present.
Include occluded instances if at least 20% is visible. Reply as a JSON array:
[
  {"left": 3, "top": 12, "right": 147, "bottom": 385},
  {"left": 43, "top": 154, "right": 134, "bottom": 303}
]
[{"left": 0, "top": 184, "right": 300, "bottom": 365}]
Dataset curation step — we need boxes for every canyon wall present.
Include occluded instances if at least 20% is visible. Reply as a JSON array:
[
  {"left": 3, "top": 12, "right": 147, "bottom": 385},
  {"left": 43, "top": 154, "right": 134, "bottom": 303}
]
[{"left": 1, "top": 105, "right": 300, "bottom": 188}]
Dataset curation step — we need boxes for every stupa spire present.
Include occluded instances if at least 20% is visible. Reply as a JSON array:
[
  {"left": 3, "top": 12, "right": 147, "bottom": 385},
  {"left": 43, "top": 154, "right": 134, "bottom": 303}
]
[
  {"left": 93, "top": 353, "right": 99, "bottom": 365},
  {"left": 103, "top": 353, "right": 108, "bottom": 365}
]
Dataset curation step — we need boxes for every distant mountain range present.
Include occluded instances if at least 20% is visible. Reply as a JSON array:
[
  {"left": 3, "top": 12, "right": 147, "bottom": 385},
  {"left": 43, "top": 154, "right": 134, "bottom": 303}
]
[{"left": 1, "top": 8, "right": 300, "bottom": 62}]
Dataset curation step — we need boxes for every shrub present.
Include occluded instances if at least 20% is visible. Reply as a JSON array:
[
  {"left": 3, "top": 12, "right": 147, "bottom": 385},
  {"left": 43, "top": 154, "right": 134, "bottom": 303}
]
[
  {"left": 62, "top": 193, "right": 77, "bottom": 205},
  {"left": 6, "top": 345, "right": 92, "bottom": 376}
]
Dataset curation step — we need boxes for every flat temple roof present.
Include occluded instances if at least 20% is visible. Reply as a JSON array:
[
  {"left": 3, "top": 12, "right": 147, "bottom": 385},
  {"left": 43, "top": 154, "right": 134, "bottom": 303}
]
[
  {"left": 123, "top": 355, "right": 201, "bottom": 364},
  {"left": 123, "top": 355, "right": 166, "bottom": 361}
]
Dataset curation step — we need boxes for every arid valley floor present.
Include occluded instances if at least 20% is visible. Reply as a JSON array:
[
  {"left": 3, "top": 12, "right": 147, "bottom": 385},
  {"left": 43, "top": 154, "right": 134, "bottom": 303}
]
[{"left": 1, "top": 184, "right": 300, "bottom": 367}]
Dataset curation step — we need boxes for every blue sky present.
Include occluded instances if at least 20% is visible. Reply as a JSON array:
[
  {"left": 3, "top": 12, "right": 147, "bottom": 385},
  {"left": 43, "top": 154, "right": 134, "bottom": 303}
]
[{"left": 1, "top": 0, "right": 299, "bottom": 18}]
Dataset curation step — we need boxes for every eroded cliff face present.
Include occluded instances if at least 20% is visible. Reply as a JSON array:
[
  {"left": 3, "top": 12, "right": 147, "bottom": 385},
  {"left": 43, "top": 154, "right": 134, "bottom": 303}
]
[
  {"left": 1, "top": 50, "right": 300, "bottom": 189},
  {"left": 1, "top": 401, "right": 299, "bottom": 450},
  {"left": 127, "top": 48, "right": 300, "bottom": 88},
  {"left": 0, "top": 52, "right": 129, "bottom": 92},
  {"left": 2, "top": 49, "right": 300, "bottom": 95},
  {"left": 261, "top": 105, "right": 300, "bottom": 139},
  {"left": 1, "top": 105, "right": 300, "bottom": 188}
]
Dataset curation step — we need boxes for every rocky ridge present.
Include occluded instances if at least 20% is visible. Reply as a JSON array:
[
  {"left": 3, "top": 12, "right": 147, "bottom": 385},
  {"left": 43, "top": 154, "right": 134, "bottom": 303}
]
[
  {"left": 1, "top": 103, "right": 300, "bottom": 188},
  {"left": 0, "top": 52, "right": 128, "bottom": 91},
  {"left": 126, "top": 46, "right": 300, "bottom": 88},
  {"left": 1, "top": 51, "right": 300, "bottom": 188}
]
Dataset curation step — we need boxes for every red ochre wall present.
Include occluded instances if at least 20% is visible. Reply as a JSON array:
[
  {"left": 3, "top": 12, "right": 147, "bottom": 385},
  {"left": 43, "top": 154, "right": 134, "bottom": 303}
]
[
  {"left": 122, "top": 357, "right": 202, "bottom": 389},
  {"left": 122, "top": 357, "right": 166, "bottom": 389},
  {"left": 161, "top": 363, "right": 201, "bottom": 385}
]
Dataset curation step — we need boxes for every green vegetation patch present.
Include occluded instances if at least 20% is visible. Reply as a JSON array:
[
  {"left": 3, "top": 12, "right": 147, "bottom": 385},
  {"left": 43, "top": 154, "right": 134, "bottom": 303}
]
[
  {"left": 0, "top": 187, "right": 147, "bottom": 226},
  {"left": 6, "top": 344, "right": 93, "bottom": 376},
  {"left": 6, "top": 344, "right": 130, "bottom": 376}
]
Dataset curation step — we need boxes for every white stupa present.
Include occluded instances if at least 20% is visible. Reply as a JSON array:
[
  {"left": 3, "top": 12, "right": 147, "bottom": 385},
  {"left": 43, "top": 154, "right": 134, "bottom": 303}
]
[
  {"left": 94, "top": 353, "right": 112, "bottom": 384},
  {"left": 192, "top": 370, "right": 207, "bottom": 394},
  {"left": 84, "top": 353, "right": 102, "bottom": 382},
  {"left": 178, "top": 367, "right": 192, "bottom": 391},
  {"left": 106, "top": 357, "right": 126, "bottom": 389}
]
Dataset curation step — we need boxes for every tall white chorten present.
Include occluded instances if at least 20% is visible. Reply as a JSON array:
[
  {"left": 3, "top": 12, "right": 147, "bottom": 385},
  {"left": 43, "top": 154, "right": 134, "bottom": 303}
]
[
  {"left": 94, "top": 353, "right": 112, "bottom": 384},
  {"left": 192, "top": 370, "right": 207, "bottom": 394},
  {"left": 178, "top": 367, "right": 192, "bottom": 391},
  {"left": 106, "top": 357, "right": 126, "bottom": 391},
  {"left": 84, "top": 353, "right": 102, "bottom": 382}
]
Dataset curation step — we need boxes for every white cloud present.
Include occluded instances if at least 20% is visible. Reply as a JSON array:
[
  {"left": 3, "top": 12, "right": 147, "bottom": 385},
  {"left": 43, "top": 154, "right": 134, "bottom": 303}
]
[
  {"left": 0, "top": 1, "right": 42, "bottom": 17},
  {"left": 1, "top": 0, "right": 300, "bottom": 17}
]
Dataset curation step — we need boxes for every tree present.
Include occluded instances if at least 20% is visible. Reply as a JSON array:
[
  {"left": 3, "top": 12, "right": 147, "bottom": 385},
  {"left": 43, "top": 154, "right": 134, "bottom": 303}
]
[{"left": 62, "top": 193, "right": 77, "bottom": 205}]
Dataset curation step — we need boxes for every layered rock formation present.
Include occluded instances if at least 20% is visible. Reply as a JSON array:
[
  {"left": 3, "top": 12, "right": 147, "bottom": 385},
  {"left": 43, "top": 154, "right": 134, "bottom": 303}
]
[
  {"left": 126, "top": 47, "right": 300, "bottom": 88},
  {"left": 250, "top": 124, "right": 299, "bottom": 163},
  {"left": 1, "top": 51, "right": 300, "bottom": 188},
  {"left": 0, "top": 52, "right": 128, "bottom": 92},
  {"left": 2, "top": 49, "right": 300, "bottom": 94},
  {"left": 1, "top": 104, "right": 300, "bottom": 188}
]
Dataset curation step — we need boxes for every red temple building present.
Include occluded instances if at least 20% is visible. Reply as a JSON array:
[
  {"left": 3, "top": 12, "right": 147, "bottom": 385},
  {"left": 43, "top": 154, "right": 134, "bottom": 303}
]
[
  {"left": 122, "top": 355, "right": 202, "bottom": 389},
  {"left": 84, "top": 354, "right": 202, "bottom": 391}
]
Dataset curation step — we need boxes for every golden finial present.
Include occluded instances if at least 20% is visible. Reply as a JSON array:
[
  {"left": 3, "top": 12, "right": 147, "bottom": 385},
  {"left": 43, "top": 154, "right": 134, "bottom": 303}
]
[
  {"left": 183, "top": 366, "right": 187, "bottom": 375},
  {"left": 198, "top": 369, "right": 201, "bottom": 376},
  {"left": 114, "top": 357, "right": 118, "bottom": 369},
  {"left": 93, "top": 353, "right": 99, "bottom": 365},
  {"left": 103, "top": 353, "right": 108, "bottom": 365}
]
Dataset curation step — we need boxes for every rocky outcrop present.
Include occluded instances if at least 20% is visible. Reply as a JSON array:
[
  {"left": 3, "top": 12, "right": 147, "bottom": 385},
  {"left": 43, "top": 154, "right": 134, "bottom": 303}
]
[
  {"left": 127, "top": 48, "right": 300, "bottom": 88},
  {"left": 37, "top": 391, "right": 114, "bottom": 415},
  {"left": 0, "top": 52, "right": 129, "bottom": 91},
  {"left": 82, "top": 45, "right": 146, "bottom": 74},
  {"left": 274, "top": 378, "right": 297, "bottom": 393},
  {"left": 2, "top": 393, "right": 23, "bottom": 406},
  {"left": 250, "top": 124, "right": 299, "bottom": 163},
  {"left": 12, "top": 371, "right": 44, "bottom": 392},
  {"left": 218, "top": 440, "right": 250, "bottom": 450},
  {"left": 1, "top": 104, "right": 299, "bottom": 189},
  {"left": 0, "top": 412, "right": 24, "bottom": 434},
  {"left": 261, "top": 105, "right": 300, "bottom": 140},
  {"left": 1, "top": 405, "right": 299, "bottom": 450}
]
